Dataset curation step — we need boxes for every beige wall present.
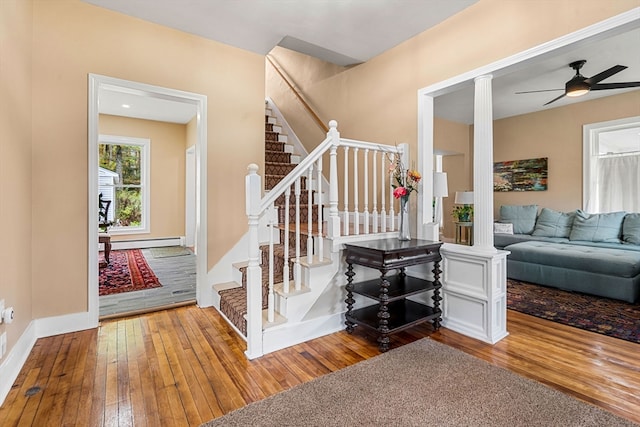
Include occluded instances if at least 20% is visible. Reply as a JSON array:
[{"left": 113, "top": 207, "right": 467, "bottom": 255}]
[
  {"left": 99, "top": 114, "right": 187, "bottom": 240},
  {"left": 30, "top": 0, "right": 265, "bottom": 319},
  {"left": 0, "top": 0, "right": 34, "bottom": 358},
  {"left": 493, "top": 91, "right": 640, "bottom": 217}
]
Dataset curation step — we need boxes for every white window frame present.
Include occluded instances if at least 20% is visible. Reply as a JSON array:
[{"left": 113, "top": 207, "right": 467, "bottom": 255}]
[
  {"left": 99, "top": 134, "right": 151, "bottom": 234},
  {"left": 583, "top": 116, "right": 640, "bottom": 213}
]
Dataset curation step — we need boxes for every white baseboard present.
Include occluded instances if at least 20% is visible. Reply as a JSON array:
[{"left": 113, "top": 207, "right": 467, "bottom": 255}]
[
  {"left": 262, "top": 312, "right": 344, "bottom": 354},
  {"left": 35, "top": 311, "right": 97, "bottom": 338},
  {"left": 111, "top": 237, "right": 184, "bottom": 250},
  {"left": 0, "top": 321, "right": 36, "bottom": 406}
]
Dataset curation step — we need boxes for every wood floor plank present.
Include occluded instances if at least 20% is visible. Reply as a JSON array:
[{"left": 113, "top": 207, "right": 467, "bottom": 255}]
[{"left": 1, "top": 306, "right": 638, "bottom": 426}]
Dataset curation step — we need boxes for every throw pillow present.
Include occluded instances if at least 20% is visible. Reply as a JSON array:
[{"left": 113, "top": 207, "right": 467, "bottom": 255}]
[
  {"left": 494, "top": 223, "right": 514, "bottom": 234},
  {"left": 622, "top": 213, "right": 640, "bottom": 245},
  {"left": 499, "top": 205, "right": 538, "bottom": 234},
  {"left": 532, "top": 208, "right": 575, "bottom": 238},
  {"left": 569, "top": 210, "right": 626, "bottom": 243}
]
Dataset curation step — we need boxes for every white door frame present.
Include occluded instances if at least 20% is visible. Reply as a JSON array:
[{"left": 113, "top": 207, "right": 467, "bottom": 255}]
[
  {"left": 88, "top": 74, "right": 208, "bottom": 324},
  {"left": 185, "top": 145, "right": 197, "bottom": 249}
]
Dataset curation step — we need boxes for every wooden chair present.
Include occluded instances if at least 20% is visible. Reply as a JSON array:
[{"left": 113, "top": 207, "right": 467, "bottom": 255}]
[{"left": 99, "top": 194, "right": 113, "bottom": 266}]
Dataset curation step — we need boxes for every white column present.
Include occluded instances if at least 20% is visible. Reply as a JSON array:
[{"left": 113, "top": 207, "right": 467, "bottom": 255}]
[{"left": 473, "top": 75, "right": 495, "bottom": 251}]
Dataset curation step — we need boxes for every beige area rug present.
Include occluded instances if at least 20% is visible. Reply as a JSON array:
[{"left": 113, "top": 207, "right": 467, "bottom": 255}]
[
  {"left": 150, "top": 246, "right": 192, "bottom": 258},
  {"left": 201, "top": 338, "right": 636, "bottom": 427}
]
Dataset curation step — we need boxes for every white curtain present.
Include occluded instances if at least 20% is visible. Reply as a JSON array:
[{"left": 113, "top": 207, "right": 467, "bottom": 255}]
[{"left": 597, "top": 154, "right": 640, "bottom": 213}]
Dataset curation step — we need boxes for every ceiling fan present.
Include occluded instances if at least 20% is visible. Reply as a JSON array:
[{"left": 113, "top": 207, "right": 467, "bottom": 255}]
[{"left": 516, "top": 60, "right": 640, "bottom": 106}]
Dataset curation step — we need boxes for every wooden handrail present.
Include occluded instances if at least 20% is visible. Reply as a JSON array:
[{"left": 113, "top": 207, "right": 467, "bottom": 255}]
[{"left": 266, "top": 55, "right": 329, "bottom": 133}]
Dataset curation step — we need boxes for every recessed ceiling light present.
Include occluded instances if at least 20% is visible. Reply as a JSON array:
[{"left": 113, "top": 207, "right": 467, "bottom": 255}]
[{"left": 122, "top": 104, "right": 131, "bottom": 108}]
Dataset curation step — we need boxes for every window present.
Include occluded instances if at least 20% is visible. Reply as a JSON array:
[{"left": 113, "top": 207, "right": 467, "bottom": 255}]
[
  {"left": 98, "top": 135, "right": 150, "bottom": 233},
  {"left": 583, "top": 117, "right": 640, "bottom": 213}
]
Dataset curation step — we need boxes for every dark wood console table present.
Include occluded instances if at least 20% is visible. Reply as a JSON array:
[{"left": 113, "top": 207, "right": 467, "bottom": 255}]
[{"left": 344, "top": 238, "right": 443, "bottom": 352}]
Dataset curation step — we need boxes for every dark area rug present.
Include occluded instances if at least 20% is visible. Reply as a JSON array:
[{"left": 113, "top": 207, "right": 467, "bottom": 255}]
[
  {"left": 507, "top": 279, "right": 640, "bottom": 344},
  {"left": 99, "top": 249, "right": 162, "bottom": 296}
]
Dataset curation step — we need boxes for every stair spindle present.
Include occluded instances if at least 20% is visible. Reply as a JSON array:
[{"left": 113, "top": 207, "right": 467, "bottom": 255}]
[
  {"left": 372, "top": 149, "right": 378, "bottom": 233},
  {"left": 294, "top": 177, "right": 302, "bottom": 290},
  {"left": 363, "top": 148, "right": 370, "bottom": 234},
  {"left": 307, "top": 166, "right": 313, "bottom": 264},
  {"left": 343, "top": 146, "right": 350, "bottom": 236},
  {"left": 267, "top": 215, "right": 275, "bottom": 323},
  {"left": 283, "top": 186, "right": 291, "bottom": 294},
  {"left": 381, "top": 151, "right": 387, "bottom": 232},
  {"left": 316, "top": 157, "right": 323, "bottom": 261},
  {"left": 353, "top": 147, "right": 359, "bottom": 235}
]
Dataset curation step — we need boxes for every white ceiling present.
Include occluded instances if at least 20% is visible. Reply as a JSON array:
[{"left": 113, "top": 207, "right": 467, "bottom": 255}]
[
  {"left": 90, "top": 0, "right": 640, "bottom": 126},
  {"left": 99, "top": 89, "right": 197, "bottom": 124},
  {"left": 83, "top": 0, "right": 478, "bottom": 66}
]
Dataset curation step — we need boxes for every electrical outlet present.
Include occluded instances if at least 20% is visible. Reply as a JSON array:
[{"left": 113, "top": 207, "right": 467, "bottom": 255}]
[
  {"left": 0, "top": 299, "right": 4, "bottom": 324},
  {"left": 0, "top": 332, "right": 7, "bottom": 359}
]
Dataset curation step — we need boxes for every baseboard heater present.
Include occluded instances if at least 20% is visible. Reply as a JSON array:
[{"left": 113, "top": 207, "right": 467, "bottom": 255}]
[{"left": 111, "top": 236, "right": 185, "bottom": 250}]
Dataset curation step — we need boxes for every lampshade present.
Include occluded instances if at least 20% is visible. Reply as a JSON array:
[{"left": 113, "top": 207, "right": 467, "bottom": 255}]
[
  {"left": 433, "top": 172, "right": 448, "bottom": 197},
  {"left": 454, "top": 191, "right": 474, "bottom": 205}
]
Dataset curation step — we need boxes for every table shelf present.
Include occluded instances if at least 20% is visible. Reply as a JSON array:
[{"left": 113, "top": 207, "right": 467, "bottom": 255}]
[
  {"left": 352, "top": 275, "right": 436, "bottom": 302},
  {"left": 347, "top": 299, "right": 440, "bottom": 334}
]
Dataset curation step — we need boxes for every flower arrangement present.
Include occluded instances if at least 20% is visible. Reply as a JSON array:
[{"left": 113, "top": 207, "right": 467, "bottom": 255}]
[{"left": 389, "top": 154, "right": 421, "bottom": 200}]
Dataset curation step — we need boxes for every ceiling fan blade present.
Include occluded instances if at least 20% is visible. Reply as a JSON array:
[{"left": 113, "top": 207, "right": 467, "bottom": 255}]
[
  {"left": 590, "top": 81, "right": 640, "bottom": 90},
  {"left": 584, "top": 65, "right": 627, "bottom": 85},
  {"left": 515, "top": 89, "right": 563, "bottom": 94},
  {"left": 543, "top": 93, "right": 566, "bottom": 106}
]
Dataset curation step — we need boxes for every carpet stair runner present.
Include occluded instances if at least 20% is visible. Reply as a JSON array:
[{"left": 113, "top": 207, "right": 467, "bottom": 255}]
[{"left": 218, "top": 109, "right": 318, "bottom": 336}]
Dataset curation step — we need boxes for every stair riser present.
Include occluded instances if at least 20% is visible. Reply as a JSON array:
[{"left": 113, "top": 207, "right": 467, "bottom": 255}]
[
  {"left": 265, "top": 141, "right": 285, "bottom": 152},
  {"left": 265, "top": 163, "right": 296, "bottom": 176},
  {"left": 266, "top": 175, "right": 307, "bottom": 190},
  {"left": 266, "top": 152, "right": 291, "bottom": 163}
]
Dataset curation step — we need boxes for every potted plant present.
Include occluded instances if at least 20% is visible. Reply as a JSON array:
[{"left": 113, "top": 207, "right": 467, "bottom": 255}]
[{"left": 452, "top": 205, "right": 473, "bottom": 223}]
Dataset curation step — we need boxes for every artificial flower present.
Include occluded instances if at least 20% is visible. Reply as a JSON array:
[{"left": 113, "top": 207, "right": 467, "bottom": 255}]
[
  {"left": 393, "top": 187, "right": 408, "bottom": 198},
  {"left": 389, "top": 153, "right": 421, "bottom": 199}
]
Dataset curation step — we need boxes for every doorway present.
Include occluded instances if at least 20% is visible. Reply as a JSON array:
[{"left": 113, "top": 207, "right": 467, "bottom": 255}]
[{"left": 88, "top": 74, "right": 208, "bottom": 322}]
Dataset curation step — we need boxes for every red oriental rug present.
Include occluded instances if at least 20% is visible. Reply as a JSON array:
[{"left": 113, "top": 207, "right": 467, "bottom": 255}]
[{"left": 99, "top": 249, "right": 162, "bottom": 296}]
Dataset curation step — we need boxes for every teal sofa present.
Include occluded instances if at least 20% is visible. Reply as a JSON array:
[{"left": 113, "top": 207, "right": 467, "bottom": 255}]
[{"left": 495, "top": 205, "right": 640, "bottom": 303}]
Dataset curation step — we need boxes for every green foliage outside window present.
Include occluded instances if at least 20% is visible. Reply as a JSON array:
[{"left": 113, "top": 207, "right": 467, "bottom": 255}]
[{"left": 99, "top": 143, "right": 143, "bottom": 227}]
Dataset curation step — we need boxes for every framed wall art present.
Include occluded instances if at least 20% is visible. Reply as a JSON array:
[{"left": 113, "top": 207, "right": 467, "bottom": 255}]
[{"left": 493, "top": 157, "right": 548, "bottom": 192}]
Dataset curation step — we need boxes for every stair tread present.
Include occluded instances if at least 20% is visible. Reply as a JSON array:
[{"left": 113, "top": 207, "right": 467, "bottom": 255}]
[{"left": 213, "top": 281, "right": 242, "bottom": 292}]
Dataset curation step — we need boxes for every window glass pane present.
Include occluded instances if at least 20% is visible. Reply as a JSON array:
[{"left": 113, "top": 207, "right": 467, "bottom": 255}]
[
  {"left": 98, "top": 144, "right": 141, "bottom": 185},
  {"left": 114, "top": 187, "right": 142, "bottom": 227}
]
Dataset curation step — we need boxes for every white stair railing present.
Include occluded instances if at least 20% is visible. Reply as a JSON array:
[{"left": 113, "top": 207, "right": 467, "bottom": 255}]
[
  {"left": 245, "top": 120, "right": 406, "bottom": 358},
  {"left": 338, "top": 138, "right": 406, "bottom": 236}
]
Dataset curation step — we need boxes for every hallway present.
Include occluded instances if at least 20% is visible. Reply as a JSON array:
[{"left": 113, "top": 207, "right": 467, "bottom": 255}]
[{"left": 99, "top": 247, "right": 196, "bottom": 318}]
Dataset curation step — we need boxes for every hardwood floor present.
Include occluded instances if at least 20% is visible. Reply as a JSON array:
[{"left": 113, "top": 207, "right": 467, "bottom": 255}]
[{"left": 0, "top": 307, "right": 638, "bottom": 426}]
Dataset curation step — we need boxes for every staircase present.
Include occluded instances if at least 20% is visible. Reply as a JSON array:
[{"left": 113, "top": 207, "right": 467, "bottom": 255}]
[
  {"left": 217, "top": 106, "right": 313, "bottom": 336},
  {"left": 213, "top": 100, "right": 409, "bottom": 358}
]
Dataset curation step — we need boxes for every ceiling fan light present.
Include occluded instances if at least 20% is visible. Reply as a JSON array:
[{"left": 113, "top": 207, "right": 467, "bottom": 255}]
[{"left": 566, "top": 79, "right": 590, "bottom": 97}]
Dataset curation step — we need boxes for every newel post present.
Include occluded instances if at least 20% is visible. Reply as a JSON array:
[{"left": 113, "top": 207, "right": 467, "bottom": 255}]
[
  {"left": 327, "top": 120, "right": 341, "bottom": 239},
  {"left": 245, "top": 163, "right": 263, "bottom": 359}
]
